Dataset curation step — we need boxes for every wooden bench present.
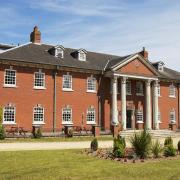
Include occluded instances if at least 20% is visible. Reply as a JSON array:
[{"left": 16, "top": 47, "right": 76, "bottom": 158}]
[{"left": 6, "top": 127, "right": 28, "bottom": 137}]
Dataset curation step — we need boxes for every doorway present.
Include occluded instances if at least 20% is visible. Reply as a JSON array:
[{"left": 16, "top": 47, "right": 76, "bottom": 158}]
[{"left": 126, "top": 110, "right": 132, "bottom": 129}]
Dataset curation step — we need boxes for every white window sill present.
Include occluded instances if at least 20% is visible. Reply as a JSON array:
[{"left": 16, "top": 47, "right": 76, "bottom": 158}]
[
  {"left": 2, "top": 122, "right": 16, "bottom": 125},
  {"left": 170, "top": 121, "right": 176, "bottom": 124},
  {"left": 126, "top": 93, "right": 132, "bottom": 96},
  {"left": 86, "top": 90, "right": 97, "bottom": 93},
  {"left": 62, "top": 89, "right": 74, "bottom": 92},
  {"left": 87, "top": 122, "right": 96, "bottom": 125},
  {"left": 158, "top": 121, "right": 162, "bottom": 123},
  {"left": 33, "top": 87, "right": 46, "bottom": 90},
  {"left": 62, "top": 122, "right": 73, "bottom": 125},
  {"left": 169, "top": 96, "right": 176, "bottom": 98},
  {"left": 3, "top": 85, "right": 17, "bottom": 88},
  {"left": 136, "top": 93, "right": 144, "bottom": 96},
  {"left": 136, "top": 121, "right": 144, "bottom": 124},
  {"left": 32, "top": 122, "right": 45, "bottom": 125}
]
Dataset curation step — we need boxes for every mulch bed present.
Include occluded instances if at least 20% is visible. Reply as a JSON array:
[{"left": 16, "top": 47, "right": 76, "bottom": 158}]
[{"left": 82, "top": 148, "right": 180, "bottom": 164}]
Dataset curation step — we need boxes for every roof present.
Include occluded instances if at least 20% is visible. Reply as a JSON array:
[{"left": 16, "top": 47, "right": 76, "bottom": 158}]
[
  {"left": 0, "top": 43, "right": 16, "bottom": 50},
  {"left": 0, "top": 42, "right": 180, "bottom": 81},
  {"left": 0, "top": 43, "right": 119, "bottom": 71}
]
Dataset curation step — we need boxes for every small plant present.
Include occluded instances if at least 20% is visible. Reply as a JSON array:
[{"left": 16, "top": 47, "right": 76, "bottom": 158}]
[
  {"left": 177, "top": 140, "right": 180, "bottom": 154},
  {"left": 113, "top": 135, "right": 126, "bottom": 158},
  {"left": 130, "top": 129, "right": 151, "bottom": 159},
  {"left": 91, "top": 138, "right": 98, "bottom": 151},
  {"left": 0, "top": 125, "right": 6, "bottom": 140},
  {"left": 67, "top": 129, "right": 73, "bottom": 138},
  {"left": 164, "top": 144, "right": 176, "bottom": 157},
  {"left": 164, "top": 137, "right": 173, "bottom": 146},
  {"left": 151, "top": 140, "right": 163, "bottom": 158},
  {"left": 32, "top": 127, "right": 42, "bottom": 138},
  {"left": 0, "top": 107, "right": 3, "bottom": 124}
]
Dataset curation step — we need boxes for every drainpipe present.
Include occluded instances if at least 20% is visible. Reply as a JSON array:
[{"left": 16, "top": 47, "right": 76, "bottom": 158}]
[
  {"left": 178, "top": 84, "right": 180, "bottom": 129},
  {"left": 53, "top": 70, "right": 57, "bottom": 133}
]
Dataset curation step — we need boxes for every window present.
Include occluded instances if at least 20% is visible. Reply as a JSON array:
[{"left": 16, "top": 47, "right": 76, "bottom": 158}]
[
  {"left": 169, "top": 110, "right": 176, "bottom": 123},
  {"left": 62, "top": 107, "right": 72, "bottom": 124},
  {"left": 87, "top": 77, "right": 96, "bottom": 92},
  {"left": 33, "top": 106, "right": 44, "bottom": 124},
  {"left": 34, "top": 71, "right": 45, "bottom": 89},
  {"left": 62, "top": 74, "right": 72, "bottom": 90},
  {"left": 3, "top": 105, "right": 15, "bottom": 124},
  {"left": 55, "top": 48, "right": 63, "bottom": 58},
  {"left": 136, "top": 82, "right": 143, "bottom": 95},
  {"left": 126, "top": 81, "right": 131, "bottom": 95},
  {"left": 4, "top": 69, "right": 16, "bottom": 87},
  {"left": 157, "top": 84, "right": 161, "bottom": 96},
  {"left": 136, "top": 110, "right": 143, "bottom": 122},
  {"left": 158, "top": 62, "right": 164, "bottom": 72},
  {"left": 169, "top": 84, "right": 176, "bottom": 97},
  {"left": 86, "top": 107, "right": 95, "bottom": 124},
  {"left": 78, "top": 51, "right": 86, "bottom": 61}
]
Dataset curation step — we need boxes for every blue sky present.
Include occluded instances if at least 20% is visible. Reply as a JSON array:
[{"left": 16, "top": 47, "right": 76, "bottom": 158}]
[{"left": 0, "top": 0, "right": 180, "bottom": 70}]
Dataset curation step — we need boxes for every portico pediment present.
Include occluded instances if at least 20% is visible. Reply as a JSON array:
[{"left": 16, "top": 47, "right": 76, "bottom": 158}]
[{"left": 112, "top": 54, "right": 159, "bottom": 77}]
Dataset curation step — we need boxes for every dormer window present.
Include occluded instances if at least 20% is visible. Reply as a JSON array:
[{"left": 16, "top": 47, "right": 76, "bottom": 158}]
[
  {"left": 78, "top": 49, "right": 87, "bottom": 61},
  {"left": 54, "top": 45, "right": 64, "bottom": 58},
  {"left": 158, "top": 61, "right": 164, "bottom": 72}
]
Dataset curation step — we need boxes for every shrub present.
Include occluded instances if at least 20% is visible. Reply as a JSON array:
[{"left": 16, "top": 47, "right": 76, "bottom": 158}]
[
  {"left": 130, "top": 129, "right": 151, "bottom": 159},
  {"left": 164, "top": 137, "right": 173, "bottom": 146},
  {"left": 0, "top": 125, "right": 6, "bottom": 140},
  {"left": 32, "top": 128, "right": 42, "bottom": 139},
  {"left": 178, "top": 140, "right": 180, "bottom": 152},
  {"left": 151, "top": 140, "right": 163, "bottom": 158},
  {"left": 164, "top": 144, "right": 176, "bottom": 157},
  {"left": 113, "top": 135, "right": 126, "bottom": 158},
  {"left": 91, "top": 138, "right": 98, "bottom": 151},
  {"left": 67, "top": 129, "right": 73, "bottom": 138}
]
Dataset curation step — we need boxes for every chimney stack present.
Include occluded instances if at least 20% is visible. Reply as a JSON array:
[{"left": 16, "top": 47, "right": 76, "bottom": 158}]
[
  {"left": 30, "top": 26, "right": 41, "bottom": 44},
  {"left": 140, "top": 47, "right": 148, "bottom": 60}
]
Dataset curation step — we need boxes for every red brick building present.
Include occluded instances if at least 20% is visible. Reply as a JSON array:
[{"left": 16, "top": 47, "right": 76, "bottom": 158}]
[{"left": 0, "top": 26, "right": 180, "bottom": 134}]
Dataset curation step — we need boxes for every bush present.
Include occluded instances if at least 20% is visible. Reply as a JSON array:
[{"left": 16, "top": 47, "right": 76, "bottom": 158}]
[
  {"left": 164, "top": 144, "right": 176, "bottom": 157},
  {"left": 91, "top": 138, "right": 98, "bottom": 151},
  {"left": 113, "top": 135, "right": 126, "bottom": 158},
  {"left": 151, "top": 140, "right": 163, "bottom": 158},
  {"left": 130, "top": 129, "right": 151, "bottom": 159},
  {"left": 67, "top": 129, "right": 73, "bottom": 138},
  {"left": 164, "top": 137, "right": 173, "bottom": 146},
  {"left": 178, "top": 140, "right": 180, "bottom": 152},
  {"left": 32, "top": 128, "right": 42, "bottom": 139},
  {"left": 0, "top": 125, "right": 6, "bottom": 140}
]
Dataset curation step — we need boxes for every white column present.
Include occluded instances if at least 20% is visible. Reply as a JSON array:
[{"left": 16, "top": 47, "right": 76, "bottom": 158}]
[
  {"left": 121, "top": 77, "right": 127, "bottom": 130},
  {"left": 111, "top": 76, "right": 118, "bottom": 125},
  {"left": 146, "top": 80, "right": 152, "bottom": 129},
  {"left": 153, "top": 81, "right": 159, "bottom": 129}
]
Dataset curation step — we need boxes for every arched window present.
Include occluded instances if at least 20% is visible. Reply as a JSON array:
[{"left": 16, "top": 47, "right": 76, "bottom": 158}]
[
  {"left": 3, "top": 104, "right": 16, "bottom": 124},
  {"left": 136, "top": 82, "right": 144, "bottom": 96},
  {"left": 33, "top": 105, "right": 44, "bottom": 124}
]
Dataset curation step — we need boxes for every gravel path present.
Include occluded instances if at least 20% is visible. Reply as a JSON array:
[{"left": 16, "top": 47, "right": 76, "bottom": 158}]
[{"left": 0, "top": 141, "right": 113, "bottom": 151}]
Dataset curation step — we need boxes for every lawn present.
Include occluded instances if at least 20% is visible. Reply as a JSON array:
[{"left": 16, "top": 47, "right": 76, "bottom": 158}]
[
  {"left": 0, "top": 150, "right": 180, "bottom": 180},
  {"left": 0, "top": 136, "right": 113, "bottom": 143}
]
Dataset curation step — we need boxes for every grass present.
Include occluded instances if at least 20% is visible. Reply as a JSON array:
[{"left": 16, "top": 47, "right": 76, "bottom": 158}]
[
  {"left": 0, "top": 136, "right": 113, "bottom": 143},
  {"left": 0, "top": 150, "right": 180, "bottom": 180}
]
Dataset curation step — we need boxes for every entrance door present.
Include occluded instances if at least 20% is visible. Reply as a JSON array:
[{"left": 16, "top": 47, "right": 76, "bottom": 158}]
[{"left": 126, "top": 110, "right": 132, "bottom": 129}]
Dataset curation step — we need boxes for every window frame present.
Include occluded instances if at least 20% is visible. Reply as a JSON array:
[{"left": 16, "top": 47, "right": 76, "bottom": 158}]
[
  {"left": 157, "top": 84, "right": 161, "bottom": 97},
  {"left": 126, "top": 80, "right": 131, "bottom": 95},
  {"left": 33, "top": 106, "right": 45, "bottom": 125},
  {"left": 169, "top": 110, "right": 176, "bottom": 123},
  {"left": 169, "top": 84, "right": 176, "bottom": 98},
  {"left": 136, "top": 81, "right": 144, "bottom": 96},
  {"left": 62, "top": 107, "right": 73, "bottom": 125},
  {"left": 87, "top": 76, "right": 96, "bottom": 93},
  {"left": 3, "top": 105, "right": 16, "bottom": 124},
  {"left": 136, "top": 110, "right": 143, "bottom": 123},
  {"left": 86, "top": 107, "right": 96, "bottom": 124},
  {"left": 34, "top": 71, "right": 46, "bottom": 89},
  {"left": 62, "top": 74, "right": 73, "bottom": 91},
  {"left": 4, "top": 69, "right": 17, "bottom": 87},
  {"left": 55, "top": 47, "right": 64, "bottom": 58},
  {"left": 78, "top": 51, "right": 86, "bottom": 61}
]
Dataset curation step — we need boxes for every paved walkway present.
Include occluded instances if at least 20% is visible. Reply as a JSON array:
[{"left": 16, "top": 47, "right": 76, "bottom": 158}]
[{"left": 0, "top": 141, "right": 113, "bottom": 151}]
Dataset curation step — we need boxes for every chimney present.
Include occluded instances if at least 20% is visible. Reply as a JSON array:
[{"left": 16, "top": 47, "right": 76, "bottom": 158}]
[
  {"left": 30, "top": 26, "right": 41, "bottom": 43},
  {"left": 140, "top": 47, "right": 148, "bottom": 60}
]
